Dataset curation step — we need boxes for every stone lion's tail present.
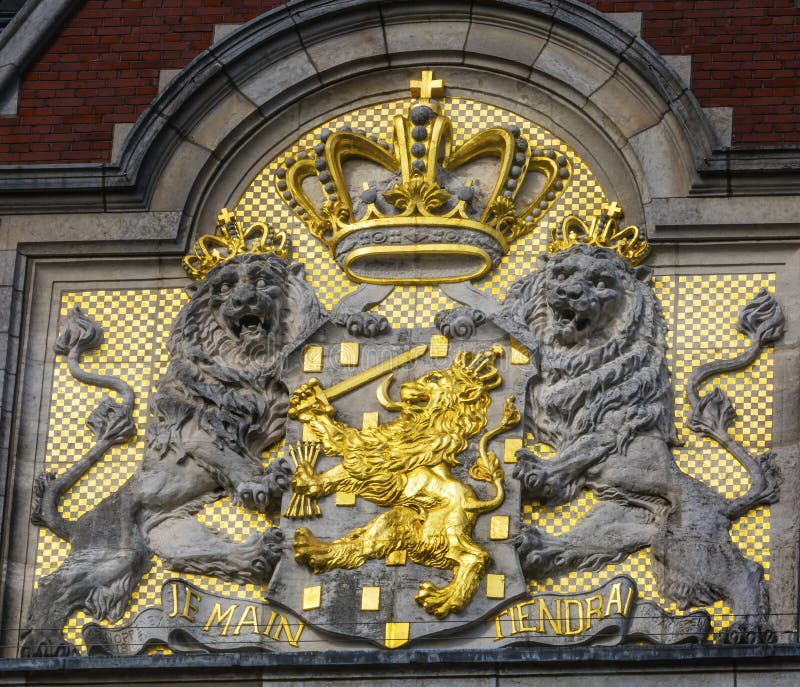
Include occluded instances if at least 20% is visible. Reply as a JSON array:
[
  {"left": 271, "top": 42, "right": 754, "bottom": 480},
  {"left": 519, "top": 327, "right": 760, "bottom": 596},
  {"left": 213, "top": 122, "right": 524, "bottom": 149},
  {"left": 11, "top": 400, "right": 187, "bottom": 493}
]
[
  {"left": 31, "top": 308, "right": 136, "bottom": 542},
  {"left": 685, "top": 290, "right": 784, "bottom": 521}
]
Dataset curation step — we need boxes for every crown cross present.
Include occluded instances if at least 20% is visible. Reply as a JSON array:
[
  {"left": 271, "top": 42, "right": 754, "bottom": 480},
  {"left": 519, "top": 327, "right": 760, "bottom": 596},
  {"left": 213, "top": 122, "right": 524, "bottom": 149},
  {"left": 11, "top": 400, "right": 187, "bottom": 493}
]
[
  {"left": 409, "top": 70, "right": 444, "bottom": 100},
  {"left": 217, "top": 207, "right": 237, "bottom": 228}
]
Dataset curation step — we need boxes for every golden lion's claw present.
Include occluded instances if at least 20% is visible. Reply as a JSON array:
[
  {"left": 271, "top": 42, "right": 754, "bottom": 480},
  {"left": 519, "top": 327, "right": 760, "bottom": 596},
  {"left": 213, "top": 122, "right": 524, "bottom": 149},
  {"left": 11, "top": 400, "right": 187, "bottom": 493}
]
[{"left": 288, "top": 378, "right": 334, "bottom": 421}]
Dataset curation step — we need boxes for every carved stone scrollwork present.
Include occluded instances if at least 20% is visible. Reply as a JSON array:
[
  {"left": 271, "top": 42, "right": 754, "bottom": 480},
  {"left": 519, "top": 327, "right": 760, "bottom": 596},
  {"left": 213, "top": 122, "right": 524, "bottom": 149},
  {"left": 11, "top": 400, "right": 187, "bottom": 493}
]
[
  {"left": 329, "top": 283, "right": 392, "bottom": 338},
  {"left": 434, "top": 306, "right": 487, "bottom": 340}
]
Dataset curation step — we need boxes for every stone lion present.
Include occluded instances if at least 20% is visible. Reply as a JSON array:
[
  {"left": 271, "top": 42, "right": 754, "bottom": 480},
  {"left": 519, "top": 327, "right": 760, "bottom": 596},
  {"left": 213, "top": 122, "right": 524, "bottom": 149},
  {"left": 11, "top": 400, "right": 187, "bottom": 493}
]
[
  {"left": 286, "top": 347, "right": 518, "bottom": 619},
  {"left": 21, "top": 253, "right": 323, "bottom": 657},
  {"left": 501, "top": 244, "right": 781, "bottom": 643}
]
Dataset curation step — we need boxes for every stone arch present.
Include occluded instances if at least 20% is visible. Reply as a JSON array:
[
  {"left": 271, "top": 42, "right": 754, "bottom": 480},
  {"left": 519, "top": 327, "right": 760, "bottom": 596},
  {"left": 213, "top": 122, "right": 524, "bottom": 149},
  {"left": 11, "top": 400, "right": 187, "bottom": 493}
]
[{"left": 105, "top": 0, "right": 713, "bottom": 242}]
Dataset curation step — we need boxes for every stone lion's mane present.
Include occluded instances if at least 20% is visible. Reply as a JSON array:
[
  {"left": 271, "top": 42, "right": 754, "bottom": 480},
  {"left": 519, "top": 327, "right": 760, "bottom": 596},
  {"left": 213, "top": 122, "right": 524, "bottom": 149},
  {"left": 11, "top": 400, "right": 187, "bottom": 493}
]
[
  {"left": 334, "top": 373, "right": 492, "bottom": 505},
  {"left": 149, "top": 255, "right": 319, "bottom": 466},
  {"left": 503, "top": 246, "right": 676, "bottom": 452}
]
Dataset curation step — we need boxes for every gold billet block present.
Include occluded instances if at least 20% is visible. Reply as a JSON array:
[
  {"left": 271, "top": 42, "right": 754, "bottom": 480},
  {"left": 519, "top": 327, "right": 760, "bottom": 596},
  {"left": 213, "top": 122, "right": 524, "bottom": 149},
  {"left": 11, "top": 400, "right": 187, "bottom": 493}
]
[
  {"left": 362, "top": 412, "right": 379, "bottom": 429},
  {"left": 510, "top": 338, "right": 530, "bottom": 365},
  {"left": 490, "top": 515, "right": 510, "bottom": 540},
  {"left": 384, "top": 621, "right": 410, "bottom": 649},
  {"left": 361, "top": 586, "right": 381, "bottom": 611},
  {"left": 503, "top": 438, "right": 522, "bottom": 464},
  {"left": 486, "top": 574, "right": 505, "bottom": 599},
  {"left": 303, "top": 585, "right": 322, "bottom": 610},
  {"left": 336, "top": 492, "right": 357, "bottom": 506},
  {"left": 340, "top": 342, "right": 360, "bottom": 366},
  {"left": 303, "top": 344, "right": 323, "bottom": 373},
  {"left": 386, "top": 550, "right": 407, "bottom": 566},
  {"left": 429, "top": 334, "right": 449, "bottom": 358}
]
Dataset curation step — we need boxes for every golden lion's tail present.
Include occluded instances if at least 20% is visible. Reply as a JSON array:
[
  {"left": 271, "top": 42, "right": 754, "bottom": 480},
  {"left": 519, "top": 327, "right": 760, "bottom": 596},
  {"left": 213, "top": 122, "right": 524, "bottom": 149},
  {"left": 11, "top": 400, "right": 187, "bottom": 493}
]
[{"left": 466, "top": 397, "right": 520, "bottom": 514}]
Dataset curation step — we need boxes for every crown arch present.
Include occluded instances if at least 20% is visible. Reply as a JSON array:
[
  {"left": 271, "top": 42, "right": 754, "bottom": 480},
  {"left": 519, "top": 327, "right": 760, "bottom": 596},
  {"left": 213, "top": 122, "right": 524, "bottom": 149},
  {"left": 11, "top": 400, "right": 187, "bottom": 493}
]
[{"left": 119, "top": 0, "right": 708, "bottom": 248}]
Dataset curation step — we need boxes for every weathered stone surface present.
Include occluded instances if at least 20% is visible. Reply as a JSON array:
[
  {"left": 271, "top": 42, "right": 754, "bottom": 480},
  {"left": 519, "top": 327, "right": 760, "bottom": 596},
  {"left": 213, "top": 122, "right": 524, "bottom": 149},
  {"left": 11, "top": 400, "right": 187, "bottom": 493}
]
[
  {"left": 228, "top": 50, "right": 319, "bottom": 115},
  {"left": 590, "top": 62, "right": 668, "bottom": 138},
  {"left": 464, "top": 7, "right": 549, "bottom": 74},
  {"left": 0, "top": 212, "right": 183, "bottom": 249},
  {"left": 606, "top": 11, "right": 642, "bottom": 36},
  {"left": 382, "top": 4, "right": 471, "bottom": 64},
  {"left": 534, "top": 30, "right": 619, "bottom": 99},
  {"left": 628, "top": 113, "right": 693, "bottom": 199}
]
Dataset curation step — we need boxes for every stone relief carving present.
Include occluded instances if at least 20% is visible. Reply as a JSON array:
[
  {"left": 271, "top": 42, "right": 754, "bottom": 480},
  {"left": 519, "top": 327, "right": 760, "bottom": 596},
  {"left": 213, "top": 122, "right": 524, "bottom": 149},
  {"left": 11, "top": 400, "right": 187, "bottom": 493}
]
[
  {"left": 18, "top": 70, "right": 789, "bottom": 655},
  {"left": 287, "top": 347, "right": 519, "bottom": 619},
  {"left": 21, "top": 252, "right": 324, "bottom": 657},
  {"left": 328, "top": 284, "right": 392, "bottom": 338},
  {"left": 501, "top": 242, "right": 784, "bottom": 644},
  {"left": 434, "top": 305, "right": 487, "bottom": 340}
]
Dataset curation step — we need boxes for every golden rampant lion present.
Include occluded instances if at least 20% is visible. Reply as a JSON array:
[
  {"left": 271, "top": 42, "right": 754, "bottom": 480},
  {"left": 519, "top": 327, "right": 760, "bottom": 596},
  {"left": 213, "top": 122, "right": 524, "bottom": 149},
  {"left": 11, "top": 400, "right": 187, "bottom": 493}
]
[{"left": 287, "top": 346, "right": 519, "bottom": 618}]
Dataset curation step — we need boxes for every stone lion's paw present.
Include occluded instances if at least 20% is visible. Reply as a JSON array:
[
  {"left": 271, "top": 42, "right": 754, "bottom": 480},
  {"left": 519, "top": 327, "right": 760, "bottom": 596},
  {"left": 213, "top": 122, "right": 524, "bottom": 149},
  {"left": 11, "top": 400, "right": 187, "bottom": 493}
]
[
  {"left": 248, "top": 529, "right": 284, "bottom": 582},
  {"left": 19, "top": 630, "right": 77, "bottom": 658},
  {"left": 235, "top": 480, "right": 272, "bottom": 513},
  {"left": 719, "top": 619, "right": 777, "bottom": 644},
  {"left": 513, "top": 450, "right": 572, "bottom": 504}
]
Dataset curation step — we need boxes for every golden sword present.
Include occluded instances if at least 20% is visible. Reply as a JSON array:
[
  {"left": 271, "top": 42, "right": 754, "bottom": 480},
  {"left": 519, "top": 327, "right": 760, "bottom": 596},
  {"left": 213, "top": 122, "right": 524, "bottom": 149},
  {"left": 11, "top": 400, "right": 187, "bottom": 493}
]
[{"left": 320, "top": 343, "right": 428, "bottom": 400}]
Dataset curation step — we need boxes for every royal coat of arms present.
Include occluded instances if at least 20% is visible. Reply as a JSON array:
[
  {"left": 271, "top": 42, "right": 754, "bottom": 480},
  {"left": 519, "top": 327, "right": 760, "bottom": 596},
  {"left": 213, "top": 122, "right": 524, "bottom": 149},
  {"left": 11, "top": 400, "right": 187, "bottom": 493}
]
[{"left": 20, "top": 72, "right": 785, "bottom": 656}]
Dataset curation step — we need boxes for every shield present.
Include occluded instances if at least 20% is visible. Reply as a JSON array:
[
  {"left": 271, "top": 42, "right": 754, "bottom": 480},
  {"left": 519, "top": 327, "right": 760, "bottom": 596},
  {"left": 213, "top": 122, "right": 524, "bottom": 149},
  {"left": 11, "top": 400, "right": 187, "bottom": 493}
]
[{"left": 266, "top": 320, "right": 532, "bottom": 648}]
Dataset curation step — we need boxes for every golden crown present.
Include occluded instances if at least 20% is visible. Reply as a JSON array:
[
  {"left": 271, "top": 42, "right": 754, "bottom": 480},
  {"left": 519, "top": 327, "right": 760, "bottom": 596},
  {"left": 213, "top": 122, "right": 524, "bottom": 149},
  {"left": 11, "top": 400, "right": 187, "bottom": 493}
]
[
  {"left": 276, "top": 71, "right": 571, "bottom": 285},
  {"left": 182, "top": 208, "right": 290, "bottom": 281},
  {"left": 550, "top": 202, "right": 650, "bottom": 266},
  {"left": 454, "top": 345, "right": 505, "bottom": 391}
]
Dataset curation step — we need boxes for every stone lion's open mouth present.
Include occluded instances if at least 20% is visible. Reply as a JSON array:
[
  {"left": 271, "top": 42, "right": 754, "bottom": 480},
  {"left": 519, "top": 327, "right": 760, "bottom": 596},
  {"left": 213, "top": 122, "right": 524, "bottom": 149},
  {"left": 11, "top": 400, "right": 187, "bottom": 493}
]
[
  {"left": 234, "top": 314, "right": 266, "bottom": 338},
  {"left": 555, "top": 307, "right": 591, "bottom": 333}
]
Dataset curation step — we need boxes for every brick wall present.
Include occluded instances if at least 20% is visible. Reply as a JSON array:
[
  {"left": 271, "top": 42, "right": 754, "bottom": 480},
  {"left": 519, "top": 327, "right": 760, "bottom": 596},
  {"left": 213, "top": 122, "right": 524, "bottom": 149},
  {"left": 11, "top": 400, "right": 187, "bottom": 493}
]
[
  {"left": 0, "top": 0, "right": 797, "bottom": 165},
  {"left": 586, "top": 0, "right": 800, "bottom": 147},
  {"left": 0, "top": 0, "right": 282, "bottom": 164}
]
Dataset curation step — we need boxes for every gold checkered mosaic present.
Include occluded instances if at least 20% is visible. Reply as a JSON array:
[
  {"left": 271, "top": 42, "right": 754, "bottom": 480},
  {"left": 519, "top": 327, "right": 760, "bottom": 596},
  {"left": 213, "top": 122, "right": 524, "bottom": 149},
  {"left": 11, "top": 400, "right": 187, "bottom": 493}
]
[{"left": 33, "top": 92, "right": 778, "bottom": 651}]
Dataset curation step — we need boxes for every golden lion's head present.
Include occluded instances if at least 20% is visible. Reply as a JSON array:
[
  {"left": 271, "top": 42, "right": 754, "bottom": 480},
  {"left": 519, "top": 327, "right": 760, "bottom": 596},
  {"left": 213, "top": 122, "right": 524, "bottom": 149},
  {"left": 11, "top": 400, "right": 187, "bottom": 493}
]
[{"left": 385, "top": 347, "right": 504, "bottom": 462}]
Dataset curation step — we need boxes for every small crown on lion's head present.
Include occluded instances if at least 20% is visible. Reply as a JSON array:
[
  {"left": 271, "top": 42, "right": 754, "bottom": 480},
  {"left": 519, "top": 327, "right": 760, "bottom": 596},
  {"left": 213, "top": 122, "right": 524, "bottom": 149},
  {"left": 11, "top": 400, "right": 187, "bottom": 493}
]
[
  {"left": 182, "top": 208, "right": 290, "bottom": 281},
  {"left": 454, "top": 345, "right": 504, "bottom": 391},
  {"left": 549, "top": 202, "right": 650, "bottom": 267}
]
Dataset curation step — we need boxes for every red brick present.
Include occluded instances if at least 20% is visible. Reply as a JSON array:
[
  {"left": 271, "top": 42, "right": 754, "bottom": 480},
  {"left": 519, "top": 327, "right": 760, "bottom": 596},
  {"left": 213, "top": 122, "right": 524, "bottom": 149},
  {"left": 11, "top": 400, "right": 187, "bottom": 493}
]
[{"left": 2, "top": 0, "right": 799, "bottom": 164}]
